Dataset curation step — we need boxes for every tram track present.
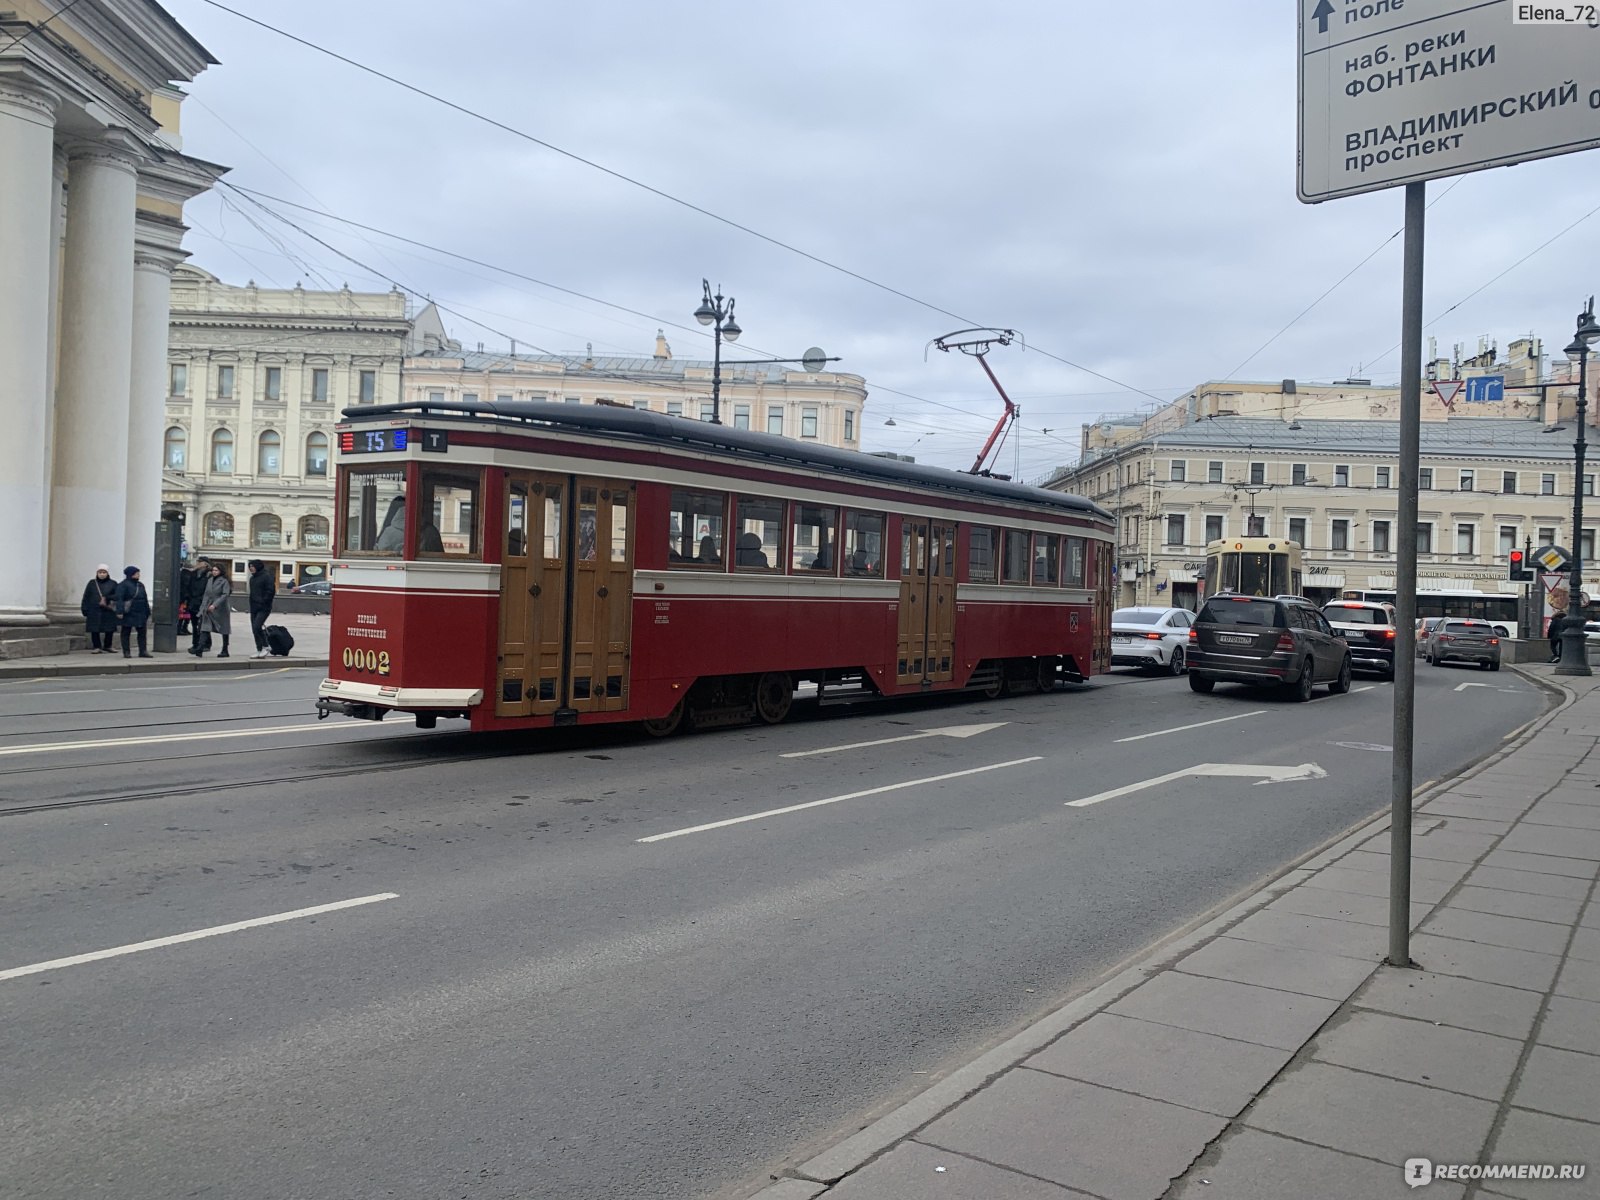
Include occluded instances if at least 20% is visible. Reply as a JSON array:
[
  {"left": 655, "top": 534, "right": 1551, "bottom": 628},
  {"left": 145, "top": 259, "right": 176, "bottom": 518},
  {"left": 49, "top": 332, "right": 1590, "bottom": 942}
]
[{"left": 0, "top": 699, "right": 319, "bottom": 738}]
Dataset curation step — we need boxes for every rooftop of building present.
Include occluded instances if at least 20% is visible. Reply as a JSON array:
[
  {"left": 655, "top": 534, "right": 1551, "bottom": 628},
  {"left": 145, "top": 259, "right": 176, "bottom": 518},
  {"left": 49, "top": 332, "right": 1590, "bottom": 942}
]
[{"left": 412, "top": 348, "right": 863, "bottom": 388}]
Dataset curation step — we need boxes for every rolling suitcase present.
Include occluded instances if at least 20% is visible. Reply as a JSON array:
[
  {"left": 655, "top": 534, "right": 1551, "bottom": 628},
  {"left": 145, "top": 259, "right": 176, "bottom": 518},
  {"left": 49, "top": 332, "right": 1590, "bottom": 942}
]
[{"left": 265, "top": 625, "right": 295, "bottom": 657}]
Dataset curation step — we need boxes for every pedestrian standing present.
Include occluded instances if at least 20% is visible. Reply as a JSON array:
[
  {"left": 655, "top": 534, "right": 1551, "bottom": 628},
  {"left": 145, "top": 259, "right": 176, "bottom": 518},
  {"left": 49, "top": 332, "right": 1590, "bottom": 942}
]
[
  {"left": 185, "top": 557, "right": 211, "bottom": 655},
  {"left": 114, "top": 566, "right": 152, "bottom": 659},
  {"left": 80, "top": 564, "right": 118, "bottom": 653},
  {"left": 1550, "top": 609, "right": 1567, "bottom": 663},
  {"left": 197, "top": 561, "right": 233, "bottom": 658},
  {"left": 248, "top": 558, "right": 276, "bottom": 658}
]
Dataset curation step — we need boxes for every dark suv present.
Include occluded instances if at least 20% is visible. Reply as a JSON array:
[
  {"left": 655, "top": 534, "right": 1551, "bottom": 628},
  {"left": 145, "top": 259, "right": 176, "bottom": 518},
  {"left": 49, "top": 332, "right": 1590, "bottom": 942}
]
[
  {"left": 1188, "top": 594, "right": 1352, "bottom": 701},
  {"left": 1322, "top": 600, "right": 1397, "bottom": 677}
]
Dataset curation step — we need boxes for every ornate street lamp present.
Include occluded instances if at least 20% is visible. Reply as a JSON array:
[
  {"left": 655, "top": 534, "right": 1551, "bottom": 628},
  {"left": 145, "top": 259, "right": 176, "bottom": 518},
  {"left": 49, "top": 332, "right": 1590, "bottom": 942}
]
[
  {"left": 694, "top": 280, "right": 741, "bottom": 425},
  {"left": 1556, "top": 299, "right": 1600, "bottom": 676}
]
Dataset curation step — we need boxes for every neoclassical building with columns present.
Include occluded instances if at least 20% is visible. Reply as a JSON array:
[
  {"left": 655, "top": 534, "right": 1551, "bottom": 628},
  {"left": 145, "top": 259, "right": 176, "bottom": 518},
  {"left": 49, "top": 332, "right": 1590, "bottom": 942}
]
[{"left": 0, "top": 1, "right": 223, "bottom": 637}]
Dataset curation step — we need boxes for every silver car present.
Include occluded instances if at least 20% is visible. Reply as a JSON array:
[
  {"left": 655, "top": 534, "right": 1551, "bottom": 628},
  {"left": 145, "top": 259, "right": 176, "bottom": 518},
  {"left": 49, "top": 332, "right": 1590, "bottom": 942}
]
[
  {"left": 1427, "top": 619, "right": 1502, "bottom": 670},
  {"left": 1110, "top": 606, "right": 1193, "bottom": 675}
]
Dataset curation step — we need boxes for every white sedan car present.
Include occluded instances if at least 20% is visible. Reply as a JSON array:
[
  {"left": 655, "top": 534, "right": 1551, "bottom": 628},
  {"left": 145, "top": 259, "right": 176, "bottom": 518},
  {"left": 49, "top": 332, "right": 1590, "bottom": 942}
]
[{"left": 1111, "top": 606, "right": 1194, "bottom": 674}]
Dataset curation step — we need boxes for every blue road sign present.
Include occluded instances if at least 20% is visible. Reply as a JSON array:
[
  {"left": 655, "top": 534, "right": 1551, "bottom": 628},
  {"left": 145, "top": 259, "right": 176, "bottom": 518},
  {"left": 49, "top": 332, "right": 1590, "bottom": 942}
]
[{"left": 1465, "top": 375, "right": 1504, "bottom": 403}]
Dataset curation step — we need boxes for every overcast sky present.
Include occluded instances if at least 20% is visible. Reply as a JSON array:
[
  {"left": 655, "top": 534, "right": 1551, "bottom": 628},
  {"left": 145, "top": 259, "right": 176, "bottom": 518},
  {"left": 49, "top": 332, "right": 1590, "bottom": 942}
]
[{"left": 160, "top": 0, "right": 1600, "bottom": 478}]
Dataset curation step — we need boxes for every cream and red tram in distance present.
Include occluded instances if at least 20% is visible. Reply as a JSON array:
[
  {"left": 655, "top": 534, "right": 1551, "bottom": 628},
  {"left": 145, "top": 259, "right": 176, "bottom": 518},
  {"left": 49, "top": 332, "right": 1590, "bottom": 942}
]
[{"left": 316, "top": 401, "right": 1115, "bottom": 734}]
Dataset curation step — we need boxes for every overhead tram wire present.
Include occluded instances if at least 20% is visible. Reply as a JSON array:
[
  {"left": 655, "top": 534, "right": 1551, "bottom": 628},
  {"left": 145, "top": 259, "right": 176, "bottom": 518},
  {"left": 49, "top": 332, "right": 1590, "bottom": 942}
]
[{"left": 196, "top": 2, "right": 1171, "bottom": 411}]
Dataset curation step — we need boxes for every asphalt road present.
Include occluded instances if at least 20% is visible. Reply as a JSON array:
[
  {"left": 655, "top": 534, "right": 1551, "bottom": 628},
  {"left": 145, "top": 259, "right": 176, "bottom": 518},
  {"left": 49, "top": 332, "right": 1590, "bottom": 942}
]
[{"left": 0, "top": 661, "right": 1549, "bottom": 1200}]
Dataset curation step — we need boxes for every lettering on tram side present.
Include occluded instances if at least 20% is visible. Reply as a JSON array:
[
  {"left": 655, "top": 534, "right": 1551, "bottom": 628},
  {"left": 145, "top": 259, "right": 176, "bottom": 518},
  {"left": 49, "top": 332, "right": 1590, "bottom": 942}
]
[
  {"left": 655, "top": 600, "right": 670, "bottom": 626},
  {"left": 343, "top": 612, "right": 392, "bottom": 675}
]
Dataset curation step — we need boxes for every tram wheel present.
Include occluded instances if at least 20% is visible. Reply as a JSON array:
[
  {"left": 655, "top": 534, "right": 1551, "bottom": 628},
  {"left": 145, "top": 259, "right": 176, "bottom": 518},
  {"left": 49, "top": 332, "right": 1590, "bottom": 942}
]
[
  {"left": 1035, "top": 657, "right": 1057, "bottom": 692},
  {"left": 981, "top": 673, "right": 1006, "bottom": 700},
  {"left": 641, "top": 699, "right": 687, "bottom": 738},
  {"left": 753, "top": 672, "right": 793, "bottom": 724}
]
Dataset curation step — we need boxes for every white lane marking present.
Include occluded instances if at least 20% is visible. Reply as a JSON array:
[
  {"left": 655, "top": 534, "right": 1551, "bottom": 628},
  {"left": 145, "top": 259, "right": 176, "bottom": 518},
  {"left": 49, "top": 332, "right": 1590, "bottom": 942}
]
[
  {"left": 780, "top": 721, "right": 1009, "bottom": 759},
  {"left": 639, "top": 757, "right": 1044, "bottom": 842},
  {"left": 1453, "top": 681, "right": 1506, "bottom": 693},
  {"left": 1354, "top": 685, "right": 1376, "bottom": 693},
  {"left": 0, "top": 721, "right": 385, "bottom": 759},
  {"left": 0, "top": 683, "right": 270, "bottom": 697},
  {"left": 1114, "top": 710, "right": 1267, "bottom": 743},
  {"left": 0, "top": 893, "right": 398, "bottom": 982},
  {"left": 1067, "top": 761, "right": 1327, "bottom": 808}
]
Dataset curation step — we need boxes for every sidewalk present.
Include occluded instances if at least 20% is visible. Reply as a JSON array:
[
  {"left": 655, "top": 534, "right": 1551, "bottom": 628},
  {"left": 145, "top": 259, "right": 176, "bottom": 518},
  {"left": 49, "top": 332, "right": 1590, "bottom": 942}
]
[
  {"left": 0, "top": 612, "right": 328, "bottom": 680},
  {"left": 755, "top": 664, "right": 1599, "bottom": 1200}
]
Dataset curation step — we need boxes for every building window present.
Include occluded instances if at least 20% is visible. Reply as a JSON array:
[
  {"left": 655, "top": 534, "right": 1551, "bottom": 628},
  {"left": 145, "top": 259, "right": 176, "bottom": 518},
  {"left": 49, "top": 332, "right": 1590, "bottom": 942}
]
[
  {"left": 257, "top": 430, "right": 281, "bottom": 476},
  {"left": 1456, "top": 524, "right": 1475, "bottom": 556},
  {"left": 1249, "top": 462, "right": 1265, "bottom": 485},
  {"left": 1502, "top": 471, "right": 1518, "bottom": 494},
  {"left": 559, "top": 395, "right": 578, "bottom": 405},
  {"left": 1170, "top": 459, "right": 1187, "bottom": 482},
  {"left": 1542, "top": 473, "right": 1557, "bottom": 495},
  {"left": 263, "top": 366, "right": 282, "bottom": 402},
  {"left": 844, "top": 410, "right": 855, "bottom": 442},
  {"left": 211, "top": 428, "right": 234, "bottom": 474},
  {"left": 360, "top": 370, "right": 376, "bottom": 404},
  {"left": 700, "top": 401, "right": 715, "bottom": 421},
  {"left": 1208, "top": 460, "right": 1223, "bottom": 483},
  {"left": 1539, "top": 526, "right": 1557, "bottom": 548},
  {"left": 1246, "top": 513, "right": 1265, "bottom": 536},
  {"left": 311, "top": 369, "right": 329, "bottom": 403},
  {"left": 1165, "top": 514, "right": 1185, "bottom": 546},
  {"left": 1204, "top": 514, "right": 1223, "bottom": 542},
  {"left": 733, "top": 404, "right": 750, "bottom": 430},
  {"left": 298, "top": 514, "right": 330, "bottom": 550},
  {"left": 801, "top": 407, "right": 819, "bottom": 438},
  {"left": 250, "top": 513, "right": 282, "bottom": 548},
  {"left": 1376, "top": 466, "right": 1391, "bottom": 488},
  {"left": 1416, "top": 523, "right": 1434, "bottom": 554},
  {"left": 767, "top": 406, "right": 783, "bottom": 435},
  {"left": 666, "top": 401, "right": 683, "bottom": 417},
  {"left": 164, "top": 426, "right": 187, "bottom": 471},
  {"left": 169, "top": 363, "right": 187, "bottom": 397},
  {"left": 1499, "top": 525, "right": 1518, "bottom": 556},
  {"left": 1373, "top": 520, "right": 1391, "bottom": 553},
  {"left": 216, "top": 365, "right": 235, "bottom": 400},
  {"left": 1331, "top": 519, "right": 1349, "bottom": 551},
  {"left": 1585, "top": 475, "right": 1595, "bottom": 498},
  {"left": 1334, "top": 464, "right": 1349, "bottom": 487},
  {"left": 462, "top": 392, "right": 479, "bottom": 404},
  {"left": 1419, "top": 467, "right": 1433, "bottom": 490},
  {"left": 631, "top": 399, "right": 648, "bottom": 410},
  {"left": 1585, "top": 530, "right": 1597, "bottom": 564},
  {"left": 427, "top": 390, "right": 445, "bottom": 404},
  {"left": 1289, "top": 517, "right": 1307, "bottom": 545},
  {"left": 1291, "top": 463, "right": 1307, "bottom": 486},
  {"left": 203, "top": 511, "right": 233, "bottom": 546},
  {"left": 1459, "top": 470, "right": 1474, "bottom": 491},
  {"left": 306, "top": 431, "right": 329, "bottom": 477}
]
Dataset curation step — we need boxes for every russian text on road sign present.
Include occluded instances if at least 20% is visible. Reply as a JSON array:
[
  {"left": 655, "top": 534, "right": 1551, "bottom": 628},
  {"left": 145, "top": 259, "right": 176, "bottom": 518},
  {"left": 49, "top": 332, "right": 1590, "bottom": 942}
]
[{"left": 1298, "top": 1, "right": 1600, "bottom": 203}]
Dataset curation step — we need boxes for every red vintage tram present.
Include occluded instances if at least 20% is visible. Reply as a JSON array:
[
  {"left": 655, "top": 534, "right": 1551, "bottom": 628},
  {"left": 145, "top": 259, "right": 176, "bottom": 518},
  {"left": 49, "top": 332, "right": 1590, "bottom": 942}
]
[{"left": 315, "top": 401, "right": 1114, "bottom": 734}]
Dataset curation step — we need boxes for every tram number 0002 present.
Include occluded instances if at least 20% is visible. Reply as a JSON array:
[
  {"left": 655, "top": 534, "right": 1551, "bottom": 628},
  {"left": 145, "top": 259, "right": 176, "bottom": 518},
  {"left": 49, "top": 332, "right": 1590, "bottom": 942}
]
[{"left": 342, "top": 647, "right": 391, "bottom": 675}]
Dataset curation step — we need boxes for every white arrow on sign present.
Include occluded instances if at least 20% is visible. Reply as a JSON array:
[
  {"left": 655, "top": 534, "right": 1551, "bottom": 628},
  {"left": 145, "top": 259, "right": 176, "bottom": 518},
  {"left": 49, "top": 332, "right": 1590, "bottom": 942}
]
[
  {"left": 1067, "top": 762, "right": 1326, "bottom": 808},
  {"left": 781, "top": 722, "right": 1008, "bottom": 759}
]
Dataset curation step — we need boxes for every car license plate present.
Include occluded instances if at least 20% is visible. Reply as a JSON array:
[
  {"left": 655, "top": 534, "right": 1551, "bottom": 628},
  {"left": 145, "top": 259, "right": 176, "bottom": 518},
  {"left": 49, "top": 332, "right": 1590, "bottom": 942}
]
[
  {"left": 1113, "top": 634, "right": 1131, "bottom": 642},
  {"left": 1218, "top": 634, "right": 1254, "bottom": 645}
]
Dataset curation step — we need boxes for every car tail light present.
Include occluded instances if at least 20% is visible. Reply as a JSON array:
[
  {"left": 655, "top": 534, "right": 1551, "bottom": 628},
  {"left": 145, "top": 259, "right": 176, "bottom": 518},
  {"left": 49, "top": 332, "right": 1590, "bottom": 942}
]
[
  {"left": 1489, "top": 638, "right": 1499, "bottom": 645},
  {"left": 1384, "top": 629, "right": 1396, "bottom": 639},
  {"left": 1437, "top": 634, "right": 1454, "bottom": 642},
  {"left": 1145, "top": 632, "right": 1162, "bottom": 640},
  {"left": 1276, "top": 632, "right": 1295, "bottom": 651},
  {"left": 1188, "top": 628, "right": 1197, "bottom": 642}
]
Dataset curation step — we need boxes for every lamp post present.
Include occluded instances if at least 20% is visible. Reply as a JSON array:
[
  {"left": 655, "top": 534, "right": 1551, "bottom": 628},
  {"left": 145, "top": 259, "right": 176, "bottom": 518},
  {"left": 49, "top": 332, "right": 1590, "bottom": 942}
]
[
  {"left": 693, "top": 280, "right": 741, "bottom": 425},
  {"left": 1556, "top": 299, "right": 1600, "bottom": 676}
]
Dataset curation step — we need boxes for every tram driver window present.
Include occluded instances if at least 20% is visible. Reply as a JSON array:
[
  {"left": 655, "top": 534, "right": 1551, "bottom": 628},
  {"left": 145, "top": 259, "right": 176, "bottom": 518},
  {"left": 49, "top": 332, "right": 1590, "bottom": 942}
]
[
  {"left": 1001, "top": 529, "right": 1030, "bottom": 584},
  {"left": 343, "top": 467, "right": 407, "bottom": 555},
  {"left": 417, "top": 467, "right": 482, "bottom": 558},
  {"left": 842, "top": 510, "right": 884, "bottom": 577},
  {"left": 1064, "top": 536, "right": 1087, "bottom": 587},
  {"left": 667, "top": 488, "right": 726, "bottom": 567},
  {"left": 1033, "top": 533, "right": 1059, "bottom": 585},
  {"left": 791, "top": 504, "right": 839, "bottom": 573},
  {"left": 968, "top": 527, "right": 998, "bottom": 583},
  {"left": 733, "top": 495, "right": 783, "bottom": 570}
]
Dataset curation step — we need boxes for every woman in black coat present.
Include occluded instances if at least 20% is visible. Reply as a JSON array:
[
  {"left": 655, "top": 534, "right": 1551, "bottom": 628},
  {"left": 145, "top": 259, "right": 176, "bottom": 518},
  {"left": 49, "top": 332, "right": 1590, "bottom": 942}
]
[
  {"left": 113, "top": 566, "right": 153, "bottom": 659},
  {"left": 81, "top": 564, "right": 118, "bottom": 653}
]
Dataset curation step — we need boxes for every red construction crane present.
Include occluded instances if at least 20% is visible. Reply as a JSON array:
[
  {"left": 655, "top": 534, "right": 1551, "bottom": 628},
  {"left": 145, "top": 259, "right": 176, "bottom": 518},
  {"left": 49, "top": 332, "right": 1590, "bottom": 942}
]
[{"left": 931, "top": 328, "right": 1020, "bottom": 476}]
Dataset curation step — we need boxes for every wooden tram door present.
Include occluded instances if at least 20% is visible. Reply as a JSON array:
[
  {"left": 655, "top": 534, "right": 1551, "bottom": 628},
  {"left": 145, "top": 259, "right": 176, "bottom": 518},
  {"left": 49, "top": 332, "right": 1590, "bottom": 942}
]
[
  {"left": 498, "top": 474, "right": 634, "bottom": 719},
  {"left": 896, "top": 520, "right": 956, "bottom": 687}
]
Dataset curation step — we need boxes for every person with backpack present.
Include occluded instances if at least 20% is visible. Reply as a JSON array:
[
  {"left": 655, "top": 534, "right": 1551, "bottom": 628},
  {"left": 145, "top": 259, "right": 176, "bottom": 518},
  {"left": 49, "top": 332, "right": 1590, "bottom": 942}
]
[
  {"left": 114, "top": 566, "right": 152, "bottom": 659},
  {"left": 248, "top": 559, "right": 276, "bottom": 659}
]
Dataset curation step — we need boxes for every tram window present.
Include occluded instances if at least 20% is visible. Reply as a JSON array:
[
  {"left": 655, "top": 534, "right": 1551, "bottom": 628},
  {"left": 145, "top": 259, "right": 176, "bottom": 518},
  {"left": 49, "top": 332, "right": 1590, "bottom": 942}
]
[
  {"left": 667, "top": 488, "right": 726, "bottom": 567},
  {"left": 733, "top": 496, "right": 783, "bottom": 570},
  {"left": 578, "top": 487, "right": 599, "bottom": 562},
  {"left": 610, "top": 495, "right": 629, "bottom": 563},
  {"left": 506, "top": 483, "right": 529, "bottom": 558},
  {"left": 1064, "top": 536, "right": 1086, "bottom": 587},
  {"left": 842, "top": 510, "right": 884, "bottom": 577},
  {"left": 968, "top": 527, "right": 998, "bottom": 583},
  {"left": 343, "top": 467, "right": 407, "bottom": 554},
  {"left": 1001, "top": 529, "right": 1030, "bottom": 584},
  {"left": 792, "top": 504, "right": 839, "bottom": 573},
  {"left": 1033, "top": 533, "right": 1059, "bottom": 585},
  {"left": 542, "top": 485, "right": 563, "bottom": 560},
  {"left": 418, "top": 467, "right": 481, "bottom": 558}
]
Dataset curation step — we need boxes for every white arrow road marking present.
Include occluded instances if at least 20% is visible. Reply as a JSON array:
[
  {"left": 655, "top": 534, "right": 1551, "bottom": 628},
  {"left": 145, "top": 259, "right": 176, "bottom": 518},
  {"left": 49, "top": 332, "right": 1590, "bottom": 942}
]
[
  {"left": 1453, "top": 682, "right": 1504, "bottom": 693},
  {"left": 1067, "top": 762, "right": 1327, "bottom": 808},
  {"left": 1114, "top": 710, "right": 1267, "bottom": 743},
  {"left": 0, "top": 893, "right": 399, "bottom": 983},
  {"left": 780, "top": 721, "right": 1009, "bottom": 759},
  {"left": 640, "top": 756, "right": 1043, "bottom": 842}
]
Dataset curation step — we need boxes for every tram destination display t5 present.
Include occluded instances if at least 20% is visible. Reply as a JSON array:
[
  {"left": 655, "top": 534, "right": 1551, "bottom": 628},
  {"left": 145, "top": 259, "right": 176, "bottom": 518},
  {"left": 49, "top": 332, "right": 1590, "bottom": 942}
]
[{"left": 338, "top": 428, "right": 449, "bottom": 455}]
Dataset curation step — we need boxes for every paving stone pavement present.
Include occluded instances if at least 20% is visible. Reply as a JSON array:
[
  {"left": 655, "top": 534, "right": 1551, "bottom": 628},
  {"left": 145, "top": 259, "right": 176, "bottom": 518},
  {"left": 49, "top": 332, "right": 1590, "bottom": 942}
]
[{"left": 749, "top": 664, "right": 1600, "bottom": 1200}]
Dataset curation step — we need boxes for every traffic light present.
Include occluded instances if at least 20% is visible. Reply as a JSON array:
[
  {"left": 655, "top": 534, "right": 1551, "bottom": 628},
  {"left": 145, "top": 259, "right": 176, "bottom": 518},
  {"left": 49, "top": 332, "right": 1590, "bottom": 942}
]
[{"left": 1508, "top": 549, "right": 1532, "bottom": 582}]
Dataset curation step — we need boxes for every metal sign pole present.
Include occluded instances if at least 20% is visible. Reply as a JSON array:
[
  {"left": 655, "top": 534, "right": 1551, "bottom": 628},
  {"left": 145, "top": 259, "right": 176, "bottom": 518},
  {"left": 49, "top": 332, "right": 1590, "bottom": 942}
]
[{"left": 1389, "top": 181, "right": 1425, "bottom": 967}]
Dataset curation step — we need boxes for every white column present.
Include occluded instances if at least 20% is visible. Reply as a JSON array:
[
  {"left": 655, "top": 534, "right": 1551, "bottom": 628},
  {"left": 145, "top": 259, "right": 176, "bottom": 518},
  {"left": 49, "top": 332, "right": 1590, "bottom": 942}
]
[
  {"left": 47, "top": 135, "right": 141, "bottom": 613},
  {"left": 0, "top": 78, "right": 60, "bottom": 625},
  {"left": 125, "top": 239, "right": 185, "bottom": 561}
]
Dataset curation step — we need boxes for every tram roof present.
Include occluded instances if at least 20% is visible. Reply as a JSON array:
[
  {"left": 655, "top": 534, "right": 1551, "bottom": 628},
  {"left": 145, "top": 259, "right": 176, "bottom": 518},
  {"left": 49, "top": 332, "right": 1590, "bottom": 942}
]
[{"left": 345, "top": 400, "right": 1112, "bottom": 522}]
